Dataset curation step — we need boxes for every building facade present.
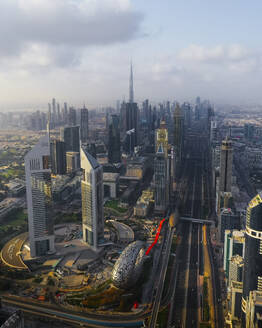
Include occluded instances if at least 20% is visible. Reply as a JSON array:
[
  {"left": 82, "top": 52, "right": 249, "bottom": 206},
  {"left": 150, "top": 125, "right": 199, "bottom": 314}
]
[
  {"left": 173, "top": 103, "right": 184, "bottom": 175},
  {"left": 242, "top": 193, "right": 262, "bottom": 318},
  {"left": 81, "top": 147, "right": 104, "bottom": 250},
  {"left": 25, "top": 135, "right": 55, "bottom": 257},
  {"left": 224, "top": 229, "right": 245, "bottom": 279},
  {"left": 219, "top": 137, "right": 233, "bottom": 193},
  {"left": 60, "top": 126, "right": 80, "bottom": 152},
  {"left": 108, "top": 114, "right": 121, "bottom": 164},
  {"left": 80, "top": 107, "right": 89, "bottom": 143},
  {"left": 50, "top": 140, "right": 66, "bottom": 175}
]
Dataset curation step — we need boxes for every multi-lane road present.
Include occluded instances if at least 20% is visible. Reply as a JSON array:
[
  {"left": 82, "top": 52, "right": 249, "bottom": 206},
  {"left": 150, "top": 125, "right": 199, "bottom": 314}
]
[{"left": 166, "top": 131, "right": 221, "bottom": 328}]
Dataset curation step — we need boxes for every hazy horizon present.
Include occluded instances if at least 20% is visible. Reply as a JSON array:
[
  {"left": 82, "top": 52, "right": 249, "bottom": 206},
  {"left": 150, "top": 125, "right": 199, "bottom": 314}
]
[{"left": 1, "top": 0, "right": 262, "bottom": 111}]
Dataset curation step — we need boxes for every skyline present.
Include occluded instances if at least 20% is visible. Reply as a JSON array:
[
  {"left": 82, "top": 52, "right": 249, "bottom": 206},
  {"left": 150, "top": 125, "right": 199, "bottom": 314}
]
[{"left": 1, "top": 0, "right": 262, "bottom": 110}]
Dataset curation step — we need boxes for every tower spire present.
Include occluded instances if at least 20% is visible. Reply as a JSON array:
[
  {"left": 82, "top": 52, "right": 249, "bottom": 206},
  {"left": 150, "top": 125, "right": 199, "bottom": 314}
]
[{"left": 129, "top": 61, "right": 134, "bottom": 103}]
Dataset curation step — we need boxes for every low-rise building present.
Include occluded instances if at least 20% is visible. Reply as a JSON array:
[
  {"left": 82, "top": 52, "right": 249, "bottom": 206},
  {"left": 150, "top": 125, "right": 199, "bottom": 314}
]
[
  {"left": 125, "top": 157, "right": 149, "bottom": 179},
  {"left": 103, "top": 173, "right": 120, "bottom": 198},
  {"left": 6, "top": 179, "right": 25, "bottom": 197},
  {"left": 66, "top": 151, "right": 80, "bottom": 173},
  {"left": 134, "top": 189, "right": 154, "bottom": 218}
]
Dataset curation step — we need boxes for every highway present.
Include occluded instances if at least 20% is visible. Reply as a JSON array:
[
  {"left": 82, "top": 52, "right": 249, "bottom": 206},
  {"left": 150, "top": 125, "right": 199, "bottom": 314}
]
[
  {"left": 168, "top": 157, "right": 202, "bottom": 327},
  {"left": 167, "top": 130, "right": 222, "bottom": 328},
  {"left": 148, "top": 224, "right": 174, "bottom": 328},
  {"left": 2, "top": 295, "right": 145, "bottom": 328}
]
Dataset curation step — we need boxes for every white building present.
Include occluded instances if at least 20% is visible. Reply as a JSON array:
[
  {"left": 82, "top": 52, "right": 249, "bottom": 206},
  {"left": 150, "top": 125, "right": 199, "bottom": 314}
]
[
  {"left": 81, "top": 147, "right": 104, "bottom": 250},
  {"left": 25, "top": 135, "right": 55, "bottom": 257}
]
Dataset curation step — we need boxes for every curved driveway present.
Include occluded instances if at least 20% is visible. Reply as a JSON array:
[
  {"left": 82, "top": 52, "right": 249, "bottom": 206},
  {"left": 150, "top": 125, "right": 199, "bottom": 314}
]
[
  {"left": 1, "top": 232, "right": 28, "bottom": 270},
  {"left": 110, "top": 221, "right": 134, "bottom": 243}
]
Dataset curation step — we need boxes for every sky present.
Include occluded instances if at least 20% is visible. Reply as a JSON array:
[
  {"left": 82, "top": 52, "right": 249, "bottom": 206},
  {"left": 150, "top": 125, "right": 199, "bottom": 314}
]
[{"left": 0, "top": 0, "right": 262, "bottom": 110}]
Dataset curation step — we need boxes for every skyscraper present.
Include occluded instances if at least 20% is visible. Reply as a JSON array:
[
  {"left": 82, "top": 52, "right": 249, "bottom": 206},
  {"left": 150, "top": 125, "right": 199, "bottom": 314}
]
[
  {"left": 129, "top": 62, "right": 134, "bottom": 103},
  {"left": 155, "top": 121, "right": 169, "bottom": 158},
  {"left": 25, "top": 135, "right": 55, "bottom": 257},
  {"left": 50, "top": 140, "right": 66, "bottom": 175},
  {"left": 219, "top": 137, "right": 233, "bottom": 193},
  {"left": 121, "top": 63, "right": 139, "bottom": 147},
  {"left": 173, "top": 104, "right": 184, "bottom": 171},
  {"left": 81, "top": 147, "right": 104, "bottom": 250},
  {"left": 60, "top": 126, "right": 80, "bottom": 152},
  {"left": 154, "top": 145, "right": 168, "bottom": 214},
  {"left": 242, "top": 193, "right": 262, "bottom": 319},
  {"left": 69, "top": 107, "right": 77, "bottom": 126},
  {"left": 108, "top": 114, "right": 121, "bottom": 164},
  {"left": 181, "top": 102, "right": 192, "bottom": 129},
  {"left": 52, "top": 98, "right": 56, "bottom": 125},
  {"left": 80, "top": 106, "right": 89, "bottom": 143}
]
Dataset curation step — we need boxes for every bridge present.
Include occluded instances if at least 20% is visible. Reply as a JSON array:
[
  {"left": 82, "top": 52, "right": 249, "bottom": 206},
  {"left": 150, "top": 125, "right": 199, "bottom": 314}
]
[{"left": 180, "top": 217, "right": 213, "bottom": 225}]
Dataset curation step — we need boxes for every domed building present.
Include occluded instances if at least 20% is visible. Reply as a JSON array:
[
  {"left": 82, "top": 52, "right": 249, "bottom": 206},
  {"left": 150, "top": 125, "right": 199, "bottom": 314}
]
[{"left": 111, "top": 241, "right": 146, "bottom": 289}]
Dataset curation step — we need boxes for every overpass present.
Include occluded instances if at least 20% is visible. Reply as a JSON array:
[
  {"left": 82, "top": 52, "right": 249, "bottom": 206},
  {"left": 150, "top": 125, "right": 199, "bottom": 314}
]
[{"left": 180, "top": 217, "right": 213, "bottom": 225}]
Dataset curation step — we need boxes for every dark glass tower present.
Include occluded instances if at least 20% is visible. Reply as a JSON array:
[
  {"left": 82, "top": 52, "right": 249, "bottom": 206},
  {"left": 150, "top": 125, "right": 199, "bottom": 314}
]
[
  {"left": 68, "top": 107, "right": 77, "bottom": 126},
  {"left": 219, "top": 137, "right": 233, "bottom": 193},
  {"left": 242, "top": 193, "right": 262, "bottom": 318},
  {"left": 80, "top": 106, "right": 89, "bottom": 143},
  {"left": 50, "top": 140, "right": 66, "bottom": 175},
  {"left": 173, "top": 104, "right": 184, "bottom": 174},
  {"left": 121, "top": 63, "right": 139, "bottom": 147},
  {"left": 60, "top": 126, "right": 80, "bottom": 152},
  {"left": 108, "top": 115, "right": 121, "bottom": 164}
]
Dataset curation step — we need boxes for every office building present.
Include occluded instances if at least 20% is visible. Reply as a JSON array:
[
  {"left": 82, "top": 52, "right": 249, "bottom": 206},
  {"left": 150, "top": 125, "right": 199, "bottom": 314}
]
[
  {"left": 121, "top": 64, "right": 139, "bottom": 147},
  {"left": 219, "top": 137, "right": 233, "bottom": 193},
  {"left": 80, "top": 107, "right": 89, "bottom": 143},
  {"left": 63, "top": 102, "right": 68, "bottom": 124},
  {"left": 218, "top": 208, "right": 240, "bottom": 243},
  {"left": 60, "top": 126, "right": 80, "bottom": 152},
  {"left": 224, "top": 230, "right": 245, "bottom": 279},
  {"left": 242, "top": 193, "right": 262, "bottom": 318},
  {"left": 134, "top": 189, "right": 154, "bottom": 218},
  {"left": 108, "top": 114, "right": 121, "bottom": 164},
  {"left": 69, "top": 107, "right": 77, "bottom": 126},
  {"left": 81, "top": 147, "right": 104, "bottom": 250},
  {"left": 244, "top": 124, "right": 255, "bottom": 141},
  {"left": 66, "top": 151, "right": 80, "bottom": 173},
  {"left": 154, "top": 144, "right": 168, "bottom": 214},
  {"left": 50, "top": 140, "right": 66, "bottom": 175},
  {"left": 228, "top": 255, "right": 244, "bottom": 287},
  {"left": 245, "top": 291, "right": 262, "bottom": 327},
  {"left": 181, "top": 102, "right": 192, "bottom": 129},
  {"left": 155, "top": 121, "right": 169, "bottom": 158},
  {"left": 229, "top": 281, "right": 243, "bottom": 321},
  {"left": 103, "top": 172, "right": 119, "bottom": 198},
  {"left": 25, "top": 135, "right": 55, "bottom": 257},
  {"left": 210, "top": 120, "right": 218, "bottom": 144},
  {"left": 173, "top": 103, "right": 184, "bottom": 172},
  {"left": 52, "top": 98, "right": 56, "bottom": 125}
]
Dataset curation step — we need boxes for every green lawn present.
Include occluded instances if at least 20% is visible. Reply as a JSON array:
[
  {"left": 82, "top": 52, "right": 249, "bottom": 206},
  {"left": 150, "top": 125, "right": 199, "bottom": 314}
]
[
  {"left": 1, "top": 208, "right": 27, "bottom": 229},
  {"left": 104, "top": 200, "right": 128, "bottom": 213}
]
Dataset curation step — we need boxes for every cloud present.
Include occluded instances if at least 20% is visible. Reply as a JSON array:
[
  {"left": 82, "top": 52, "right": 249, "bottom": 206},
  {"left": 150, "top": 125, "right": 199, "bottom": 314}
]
[
  {"left": 178, "top": 44, "right": 224, "bottom": 62},
  {"left": 177, "top": 43, "right": 252, "bottom": 64},
  {"left": 0, "top": 0, "right": 144, "bottom": 59}
]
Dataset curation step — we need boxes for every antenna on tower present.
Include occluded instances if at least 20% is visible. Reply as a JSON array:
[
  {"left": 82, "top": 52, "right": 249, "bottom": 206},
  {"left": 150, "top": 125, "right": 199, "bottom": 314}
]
[{"left": 129, "top": 61, "right": 134, "bottom": 103}]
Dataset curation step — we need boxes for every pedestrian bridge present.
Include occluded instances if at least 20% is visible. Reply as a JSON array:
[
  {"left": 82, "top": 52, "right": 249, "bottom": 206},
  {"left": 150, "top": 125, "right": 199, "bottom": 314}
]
[{"left": 180, "top": 217, "right": 213, "bottom": 225}]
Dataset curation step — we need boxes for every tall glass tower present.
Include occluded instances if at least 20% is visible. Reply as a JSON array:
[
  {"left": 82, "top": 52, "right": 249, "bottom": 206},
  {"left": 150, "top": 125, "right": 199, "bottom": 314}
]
[
  {"left": 242, "top": 193, "right": 262, "bottom": 318},
  {"left": 25, "top": 135, "right": 55, "bottom": 257},
  {"left": 219, "top": 137, "right": 233, "bottom": 193},
  {"left": 173, "top": 103, "right": 184, "bottom": 171},
  {"left": 80, "top": 106, "right": 89, "bottom": 143},
  {"left": 81, "top": 147, "right": 104, "bottom": 250},
  {"left": 108, "top": 114, "right": 121, "bottom": 164}
]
